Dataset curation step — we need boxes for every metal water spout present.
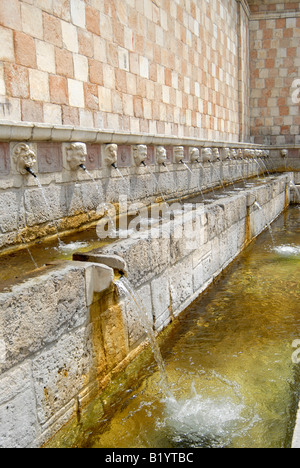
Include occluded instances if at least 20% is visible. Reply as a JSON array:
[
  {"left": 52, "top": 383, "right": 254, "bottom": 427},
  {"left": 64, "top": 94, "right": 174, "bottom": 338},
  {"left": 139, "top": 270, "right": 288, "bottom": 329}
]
[
  {"left": 25, "top": 166, "right": 37, "bottom": 178},
  {"left": 111, "top": 162, "right": 118, "bottom": 169},
  {"left": 79, "top": 163, "right": 87, "bottom": 171}
]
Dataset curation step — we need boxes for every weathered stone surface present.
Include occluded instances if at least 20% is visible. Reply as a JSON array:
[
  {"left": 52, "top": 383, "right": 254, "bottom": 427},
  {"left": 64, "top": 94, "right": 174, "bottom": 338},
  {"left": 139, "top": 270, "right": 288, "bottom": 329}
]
[
  {"left": 151, "top": 273, "right": 170, "bottom": 324},
  {"left": 0, "top": 362, "right": 38, "bottom": 448},
  {"left": 169, "top": 256, "right": 193, "bottom": 313},
  {"left": 0, "top": 174, "right": 290, "bottom": 448},
  {"left": 37, "top": 142, "right": 63, "bottom": 173},
  {"left": 0, "top": 265, "right": 87, "bottom": 372},
  {"left": 0, "top": 143, "right": 10, "bottom": 176},
  {"left": 32, "top": 326, "right": 93, "bottom": 424},
  {"left": 0, "top": 189, "right": 25, "bottom": 233},
  {"left": 122, "top": 283, "right": 152, "bottom": 349}
]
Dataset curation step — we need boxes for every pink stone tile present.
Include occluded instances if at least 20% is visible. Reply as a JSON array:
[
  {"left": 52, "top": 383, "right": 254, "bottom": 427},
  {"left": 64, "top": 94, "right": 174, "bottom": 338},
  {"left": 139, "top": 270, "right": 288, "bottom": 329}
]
[
  {"left": 0, "top": 143, "right": 10, "bottom": 176},
  {"left": 86, "top": 144, "right": 101, "bottom": 170},
  {"left": 146, "top": 146, "right": 155, "bottom": 165},
  {"left": 184, "top": 147, "right": 190, "bottom": 162},
  {"left": 117, "top": 145, "right": 132, "bottom": 167},
  {"left": 165, "top": 146, "right": 173, "bottom": 164},
  {"left": 37, "top": 142, "right": 63, "bottom": 173}
]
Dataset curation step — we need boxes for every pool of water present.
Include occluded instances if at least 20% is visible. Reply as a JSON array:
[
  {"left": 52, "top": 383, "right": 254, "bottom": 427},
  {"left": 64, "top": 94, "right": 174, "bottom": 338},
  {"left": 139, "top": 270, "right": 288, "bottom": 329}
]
[
  {"left": 79, "top": 206, "right": 300, "bottom": 449},
  {"left": 0, "top": 227, "right": 114, "bottom": 291}
]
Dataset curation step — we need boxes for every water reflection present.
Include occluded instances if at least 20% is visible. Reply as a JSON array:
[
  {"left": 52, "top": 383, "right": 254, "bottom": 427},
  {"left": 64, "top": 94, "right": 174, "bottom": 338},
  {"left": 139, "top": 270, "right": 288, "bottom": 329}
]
[{"left": 82, "top": 207, "right": 300, "bottom": 449}]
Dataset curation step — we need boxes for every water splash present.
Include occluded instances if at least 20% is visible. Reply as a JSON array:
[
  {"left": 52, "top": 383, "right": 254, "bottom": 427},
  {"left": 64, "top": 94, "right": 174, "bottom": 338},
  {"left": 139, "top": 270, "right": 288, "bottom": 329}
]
[
  {"left": 164, "top": 390, "right": 246, "bottom": 448},
  {"left": 58, "top": 241, "right": 90, "bottom": 254},
  {"left": 254, "top": 158, "right": 267, "bottom": 178},
  {"left": 115, "top": 167, "right": 127, "bottom": 183},
  {"left": 290, "top": 181, "right": 300, "bottom": 207},
  {"left": 210, "top": 162, "right": 225, "bottom": 192},
  {"left": 273, "top": 244, "right": 300, "bottom": 256}
]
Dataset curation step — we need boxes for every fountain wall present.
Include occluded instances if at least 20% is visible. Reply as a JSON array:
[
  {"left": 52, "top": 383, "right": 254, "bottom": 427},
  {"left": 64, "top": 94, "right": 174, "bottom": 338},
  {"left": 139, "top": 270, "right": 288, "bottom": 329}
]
[
  {"left": 0, "top": 170, "right": 291, "bottom": 447},
  {"left": 0, "top": 122, "right": 298, "bottom": 254},
  {"left": 0, "top": 0, "right": 299, "bottom": 449}
]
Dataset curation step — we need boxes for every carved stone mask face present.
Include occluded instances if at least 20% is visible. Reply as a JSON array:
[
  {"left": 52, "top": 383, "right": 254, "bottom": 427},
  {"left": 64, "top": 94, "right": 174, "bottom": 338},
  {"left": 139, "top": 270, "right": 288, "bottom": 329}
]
[
  {"left": 213, "top": 148, "right": 220, "bottom": 160},
  {"left": 156, "top": 146, "right": 167, "bottom": 164},
  {"left": 202, "top": 148, "right": 212, "bottom": 162},
  {"left": 66, "top": 143, "right": 87, "bottom": 170},
  {"left": 13, "top": 143, "right": 37, "bottom": 175},
  {"left": 134, "top": 145, "right": 147, "bottom": 165},
  {"left": 174, "top": 146, "right": 184, "bottom": 163},
  {"left": 104, "top": 144, "right": 118, "bottom": 166},
  {"left": 190, "top": 148, "right": 200, "bottom": 163},
  {"left": 223, "top": 148, "right": 231, "bottom": 159}
]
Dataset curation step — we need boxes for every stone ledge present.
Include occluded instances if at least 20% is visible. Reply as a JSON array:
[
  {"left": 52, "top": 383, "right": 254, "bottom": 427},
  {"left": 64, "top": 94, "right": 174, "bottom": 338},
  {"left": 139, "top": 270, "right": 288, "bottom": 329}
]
[
  {"left": 0, "top": 121, "right": 261, "bottom": 148},
  {"left": 250, "top": 10, "right": 300, "bottom": 21}
]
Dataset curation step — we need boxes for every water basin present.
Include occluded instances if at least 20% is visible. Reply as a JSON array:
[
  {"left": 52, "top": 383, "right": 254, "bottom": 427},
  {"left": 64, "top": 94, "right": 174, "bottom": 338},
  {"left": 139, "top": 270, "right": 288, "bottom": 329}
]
[{"left": 76, "top": 207, "right": 300, "bottom": 449}]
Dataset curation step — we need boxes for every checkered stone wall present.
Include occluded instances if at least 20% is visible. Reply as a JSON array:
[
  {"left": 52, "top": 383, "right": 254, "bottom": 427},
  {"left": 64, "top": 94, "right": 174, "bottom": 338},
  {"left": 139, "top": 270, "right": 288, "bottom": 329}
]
[{"left": 0, "top": 0, "right": 250, "bottom": 143}]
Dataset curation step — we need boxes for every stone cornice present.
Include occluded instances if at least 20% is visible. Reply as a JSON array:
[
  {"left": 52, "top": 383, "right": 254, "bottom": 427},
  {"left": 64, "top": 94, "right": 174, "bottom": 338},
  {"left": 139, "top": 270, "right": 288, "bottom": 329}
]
[
  {"left": 250, "top": 10, "right": 300, "bottom": 20},
  {"left": 236, "top": 0, "right": 251, "bottom": 19},
  {"left": 0, "top": 121, "right": 261, "bottom": 148}
]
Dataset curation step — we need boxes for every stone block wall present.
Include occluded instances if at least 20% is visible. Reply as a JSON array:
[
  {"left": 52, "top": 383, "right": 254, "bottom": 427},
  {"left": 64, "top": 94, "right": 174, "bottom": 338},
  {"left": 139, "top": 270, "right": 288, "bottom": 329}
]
[
  {"left": 248, "top": 0, "right": 300, "bottom": 13},
  {"left": 0, "top": 0, "right": 250, "bottom": 142},
  {"left": 249, "top": 1, "right": 300, "bottom": 145},
  {"left": 0, "top": 129, "right": 269, "bottom": 254},
  {"left": 0, "top": 260, "right": 115, "bottom": 448},
  {"left": 0, "top": 173, "right": 288, "bottom": 448}
]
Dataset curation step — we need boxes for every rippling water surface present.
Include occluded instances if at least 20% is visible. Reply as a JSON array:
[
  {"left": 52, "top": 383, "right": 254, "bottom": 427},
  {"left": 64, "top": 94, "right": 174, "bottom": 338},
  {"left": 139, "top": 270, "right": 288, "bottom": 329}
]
[{"left": 80, "top": 207, "right": 300, "bottom": 449}]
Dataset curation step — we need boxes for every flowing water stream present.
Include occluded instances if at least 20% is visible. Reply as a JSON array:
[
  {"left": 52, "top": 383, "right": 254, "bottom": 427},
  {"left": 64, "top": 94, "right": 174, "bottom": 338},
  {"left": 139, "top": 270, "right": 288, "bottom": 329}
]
[{"left": 79, "top": 207, "right": 300, "bottom": 449}]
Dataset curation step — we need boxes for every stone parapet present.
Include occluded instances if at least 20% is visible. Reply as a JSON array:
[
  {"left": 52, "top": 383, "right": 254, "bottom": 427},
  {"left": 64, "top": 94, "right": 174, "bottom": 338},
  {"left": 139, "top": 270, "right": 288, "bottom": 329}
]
[{"left": 0, "top": 123, "right": 285, "bottom": 254}]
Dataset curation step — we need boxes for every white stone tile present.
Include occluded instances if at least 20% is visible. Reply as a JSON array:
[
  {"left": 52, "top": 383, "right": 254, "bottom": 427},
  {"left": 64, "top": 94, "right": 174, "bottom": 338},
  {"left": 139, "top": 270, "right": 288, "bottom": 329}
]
[
  {"left": 36, "top": 40, "right": 56, "bottom": 74},
  {"left": 61, "top": 21, "right": 78, "bottom": 53},
  {"left": 139, "top": 56, "right": 149, "bottom": 79},
  {"left": 29, "top": 69, "right": 50, "bottom": 102},
  {"left": 21, "top": 3, "right": 43, "bottom": 39},
  {"left": 70, "top": 0, "right": 86, "bottom": 28},
  {"left": 43, "top": 103, "right": 62, "bottom": 125},
  {"left": 0, "top": 27, "right": 14, "bottom": 61},
  {"left": 73, "top": 54, "right": 89, "bottom": 82},
  {"left": 68, "top": 79, "right": 84, "bottom": 107}
]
